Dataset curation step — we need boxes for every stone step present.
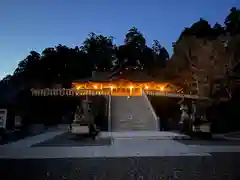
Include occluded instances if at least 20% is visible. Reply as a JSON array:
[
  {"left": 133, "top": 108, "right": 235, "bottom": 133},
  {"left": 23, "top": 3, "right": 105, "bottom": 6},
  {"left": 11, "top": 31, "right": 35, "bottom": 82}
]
[{"left": 111, "top": 96, "right": 157, "bottom": 131}]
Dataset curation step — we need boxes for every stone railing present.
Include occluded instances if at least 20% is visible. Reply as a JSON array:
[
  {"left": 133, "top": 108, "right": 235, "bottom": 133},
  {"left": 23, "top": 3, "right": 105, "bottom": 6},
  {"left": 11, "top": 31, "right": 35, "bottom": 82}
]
[
  {"left": 107, "top": 95, "right": 112, "bottom": 132},
  {"left": 142, "top": 89, "right": 159, "bottom": 130}
]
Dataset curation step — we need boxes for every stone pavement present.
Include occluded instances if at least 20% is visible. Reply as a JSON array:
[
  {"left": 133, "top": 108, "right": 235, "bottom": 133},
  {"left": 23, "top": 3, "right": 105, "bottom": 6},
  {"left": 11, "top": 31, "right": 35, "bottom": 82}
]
[
  {"left": 0, "top": 130, "right": 210, "bottom": 159},
  {"left": 1, "top": 130, "right": 240, "bottom": 159},
  {"left": 1, "top": 130, "right": 240, "bottom": 179},
  {"left": 100, "top": 131, "right": 191, "bottom": 140}
]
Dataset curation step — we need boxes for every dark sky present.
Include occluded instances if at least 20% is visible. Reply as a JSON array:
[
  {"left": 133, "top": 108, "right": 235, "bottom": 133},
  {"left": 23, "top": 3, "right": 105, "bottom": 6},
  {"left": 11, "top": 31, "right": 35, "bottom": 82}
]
[{"left": 0, "top": 0, "right": 239, "bottom": 79}]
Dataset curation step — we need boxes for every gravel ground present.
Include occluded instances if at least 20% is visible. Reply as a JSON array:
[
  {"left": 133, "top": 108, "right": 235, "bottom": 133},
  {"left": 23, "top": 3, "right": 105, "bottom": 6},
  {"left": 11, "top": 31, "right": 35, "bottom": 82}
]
[
  {"left": 0, "top": 153, "right": 239, "bottom": 180},
  {"left": 32, "top": 132, "right": 111, "bottom": 147}
]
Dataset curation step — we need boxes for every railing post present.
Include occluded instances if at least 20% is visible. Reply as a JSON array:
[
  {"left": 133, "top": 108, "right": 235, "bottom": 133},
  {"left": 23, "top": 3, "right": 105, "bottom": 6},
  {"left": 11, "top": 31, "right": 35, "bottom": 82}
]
[{"left": 142, "top": 89, "right": 159, "bottom": 130}]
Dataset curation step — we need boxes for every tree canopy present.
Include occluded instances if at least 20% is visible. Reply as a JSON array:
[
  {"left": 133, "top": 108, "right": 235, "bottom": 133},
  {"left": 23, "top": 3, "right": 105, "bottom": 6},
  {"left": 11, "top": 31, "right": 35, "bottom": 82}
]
[
  {"left": 1, "top": 7, "right": 240, "bottom": 98},
  {"left": 2, "top": 28, "right": 170, "bottom": 88},
  {"left": 169, "top": 7, "right": 240, "bottom": 97}
]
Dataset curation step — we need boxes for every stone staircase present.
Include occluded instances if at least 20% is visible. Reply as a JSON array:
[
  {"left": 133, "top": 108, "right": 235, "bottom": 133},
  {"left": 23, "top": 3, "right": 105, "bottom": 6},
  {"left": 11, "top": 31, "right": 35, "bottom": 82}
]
[{"left": 111, "top": 96, "right": 158, "bottom": 131}]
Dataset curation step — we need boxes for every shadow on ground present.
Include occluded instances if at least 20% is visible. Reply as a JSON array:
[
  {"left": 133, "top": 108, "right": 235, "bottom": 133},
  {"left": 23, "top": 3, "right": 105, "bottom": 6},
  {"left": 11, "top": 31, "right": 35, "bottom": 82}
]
[
  {"left": 31, "top": 132, "right": 111, "bottom": 147},
  {"left": 0, "top": 129, "right": 45, "bottom": 145}
]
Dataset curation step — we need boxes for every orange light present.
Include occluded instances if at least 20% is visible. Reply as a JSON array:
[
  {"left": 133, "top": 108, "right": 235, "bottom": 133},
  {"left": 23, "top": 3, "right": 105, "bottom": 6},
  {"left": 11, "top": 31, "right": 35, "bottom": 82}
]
[
  {"left": 129, "top": 86, "right": 133, "bottom": 89},
  {"left": 160, "top": 87, "right": 164, "bottom": 91},
  {"left": 93, "top": 85, "right": 97, "bottom": 89},
  {"left": 145, "top": 86, "right": 148, "bottom": 89}
]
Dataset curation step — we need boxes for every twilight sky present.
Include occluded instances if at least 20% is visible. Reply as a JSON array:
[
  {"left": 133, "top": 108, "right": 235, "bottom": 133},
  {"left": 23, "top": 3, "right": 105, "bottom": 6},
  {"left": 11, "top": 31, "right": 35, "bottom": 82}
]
[{"left": 0, "top": 0, "right": 239, "bottom": 79}]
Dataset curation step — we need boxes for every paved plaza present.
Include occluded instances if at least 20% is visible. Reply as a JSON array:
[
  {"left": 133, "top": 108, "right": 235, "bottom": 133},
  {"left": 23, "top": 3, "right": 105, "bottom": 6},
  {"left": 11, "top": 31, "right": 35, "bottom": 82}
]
[
  {"left": 0, "top": 130, "right": 240, "bottom": 179},
  {"left": 0, "top": 130, "right": 211, "bottom": 159},
  {"left": 0, "top": 96, "right": 239, "bottom": 179}
]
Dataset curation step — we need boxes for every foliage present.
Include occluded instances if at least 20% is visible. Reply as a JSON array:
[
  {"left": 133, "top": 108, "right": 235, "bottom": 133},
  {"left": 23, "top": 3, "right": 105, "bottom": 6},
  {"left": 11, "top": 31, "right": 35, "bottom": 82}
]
[
  {"left": 169, "top": 7, "right": 240, "bottom": 97},
  {"left": 2, "top": 27, "right": 169, "bottom": 88},
  {"left": 1, "top": 7, "right": 240, "bottom": 129},
  {"left": 1, "top": 7, "right": 239, "bottom": 99}
]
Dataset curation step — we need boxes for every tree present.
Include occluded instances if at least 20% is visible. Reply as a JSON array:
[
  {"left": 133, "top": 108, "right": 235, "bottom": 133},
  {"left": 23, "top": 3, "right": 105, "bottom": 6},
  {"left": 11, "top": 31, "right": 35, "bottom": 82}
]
[
  {"left": 169, "top": 23, "right": 230, "bottom": 97},
  {"left": 116, "top": 27, "right": 169, "bottom": 74},
  {"left": 13, "top": 51, "right": 41, "bottom": 86},
  {"left": 152, "top": 40, "right": 169, "bottom": 68},
  {"left": 82, "top": 33, "right": 114, "bottom": 71},
  {"left": 177, "top": 19, "right": 213, "bottom": 41},
  {"left": 212, "top": 23, "right": 225, "bottom": 37},
  {"left": 118, "top": 27, "right": 147, "bottom": 67},
  {"left": 124, "top": 27, "right": 146, "bottom": 48},
  {"left": 189, "top": 18, "right": 212, "bottom": 38},
  {"left": 1, "top": 75, "right": 12, "bottom": 84},
  {"left": 225, "top": 7, "right": 240, "bottom": 35}
]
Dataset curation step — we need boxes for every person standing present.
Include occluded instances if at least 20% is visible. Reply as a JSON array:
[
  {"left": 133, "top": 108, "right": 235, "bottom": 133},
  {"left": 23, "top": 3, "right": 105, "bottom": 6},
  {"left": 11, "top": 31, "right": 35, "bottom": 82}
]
[
  {"left": 68, "top": 111, "right": 74, "bottom": 131},
  {"left": 86, "top": 108, "right": 98, "bottom": 140},
  {"left": 180, "top": 103, "right": 189, "bottom": 132}
]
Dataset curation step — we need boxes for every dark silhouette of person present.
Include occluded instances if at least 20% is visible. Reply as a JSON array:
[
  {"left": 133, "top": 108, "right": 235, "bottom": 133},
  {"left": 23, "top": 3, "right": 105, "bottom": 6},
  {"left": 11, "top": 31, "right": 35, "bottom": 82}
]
[
  {"left": 87, "top": 108, "right": 99, "bottom": 140},
  {"left": 68, "top": 111, "right": 74, "bottom": 131},
  {"left": 68, "top": 105, "right": 79, "bottom": 131}
]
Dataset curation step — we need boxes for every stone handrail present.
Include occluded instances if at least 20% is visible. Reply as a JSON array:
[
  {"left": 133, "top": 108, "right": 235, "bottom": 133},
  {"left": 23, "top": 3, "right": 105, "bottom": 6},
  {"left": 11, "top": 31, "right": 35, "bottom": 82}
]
[{"left": 142, "top": 89, "right": 159, "bottom": 130}]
